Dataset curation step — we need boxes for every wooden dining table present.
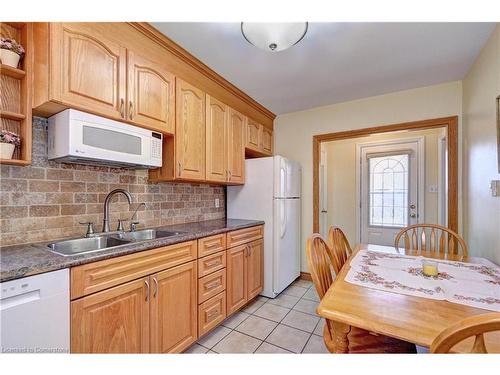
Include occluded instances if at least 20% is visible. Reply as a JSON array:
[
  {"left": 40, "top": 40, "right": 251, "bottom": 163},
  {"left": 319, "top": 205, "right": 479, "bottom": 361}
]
[{"left": 317, "top": 243, "right": 500, "bottom": 353}]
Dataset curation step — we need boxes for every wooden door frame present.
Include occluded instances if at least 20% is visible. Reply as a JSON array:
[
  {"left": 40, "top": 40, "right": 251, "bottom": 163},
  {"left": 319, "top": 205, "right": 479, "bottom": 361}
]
[{"left": 312, "top": 116, "right": 459, "bottom": 234}]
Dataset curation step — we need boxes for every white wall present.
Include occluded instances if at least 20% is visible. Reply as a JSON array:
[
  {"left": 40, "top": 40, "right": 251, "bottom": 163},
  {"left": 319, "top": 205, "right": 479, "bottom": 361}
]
[
  {"left": 324, "top": 127, "right": 446, "bottom": 245},
  {"left": 463, "top": 25, "right": 500, "bottom": 265},
  {"left": 274, "top": 81, "right": 463, "bottom": 272}
]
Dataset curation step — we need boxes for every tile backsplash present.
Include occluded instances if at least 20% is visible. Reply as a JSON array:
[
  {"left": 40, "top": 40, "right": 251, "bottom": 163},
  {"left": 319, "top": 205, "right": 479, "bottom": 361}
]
[{"left": 0, "top": 117, "right": 225, "bottom": 246}]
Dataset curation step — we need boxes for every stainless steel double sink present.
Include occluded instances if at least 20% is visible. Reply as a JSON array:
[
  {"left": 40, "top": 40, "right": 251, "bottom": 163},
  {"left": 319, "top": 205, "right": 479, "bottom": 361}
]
[{"left": 47, "top": 229, "right": 184, "bottom": 256}]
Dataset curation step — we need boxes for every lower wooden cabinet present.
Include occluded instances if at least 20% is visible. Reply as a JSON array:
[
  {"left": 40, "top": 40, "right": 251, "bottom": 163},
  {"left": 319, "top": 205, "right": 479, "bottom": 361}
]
[
  {"left": 71, "top": 277, "right": 150, "bottom": 353},
  {"left": 226, "top": 238, "right": 264, "bottom": 316},
  {"left": 150, "top": 261, "right": 198, "bottom": 353},
  {"left": 198, "top": 292, "right": 226, "bottom": 336}
]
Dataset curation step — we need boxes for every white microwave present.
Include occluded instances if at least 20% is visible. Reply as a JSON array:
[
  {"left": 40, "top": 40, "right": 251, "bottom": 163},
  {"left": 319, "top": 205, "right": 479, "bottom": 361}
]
[{"left": 48, "top": 109, "right": 162, "bottom": 169}]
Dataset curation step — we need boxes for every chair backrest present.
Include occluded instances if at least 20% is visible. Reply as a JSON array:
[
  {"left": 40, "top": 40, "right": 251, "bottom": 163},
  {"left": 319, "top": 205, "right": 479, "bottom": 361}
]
[
  {"left": 328, "top": 226, "right": 353, "bottom": 274},
  {"left": 430, "top": 313, "right": 500, "bottom": 353},
  {"left": 394, "top": 223, "right": 468, "bottom": 256},
  {"left": 306, "top": 234, "right": 335, "bottom": 300}
]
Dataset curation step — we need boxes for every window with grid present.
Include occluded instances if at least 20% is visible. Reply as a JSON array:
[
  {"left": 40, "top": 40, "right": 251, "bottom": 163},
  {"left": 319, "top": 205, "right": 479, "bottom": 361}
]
[{"left": 368, "top": 153, "right": 409, "bottom": 227}]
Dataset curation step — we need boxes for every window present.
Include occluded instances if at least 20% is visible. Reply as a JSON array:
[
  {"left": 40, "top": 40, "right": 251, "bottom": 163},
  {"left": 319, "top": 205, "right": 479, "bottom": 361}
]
[{"left": 368, "top": 153, "right": 409, "bottom": 227}]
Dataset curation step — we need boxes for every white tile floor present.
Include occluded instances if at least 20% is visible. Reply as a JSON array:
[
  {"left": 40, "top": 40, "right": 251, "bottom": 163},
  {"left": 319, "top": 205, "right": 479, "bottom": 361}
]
[{"left": 185, "top": 279, "right": 329, "bottom": 354}]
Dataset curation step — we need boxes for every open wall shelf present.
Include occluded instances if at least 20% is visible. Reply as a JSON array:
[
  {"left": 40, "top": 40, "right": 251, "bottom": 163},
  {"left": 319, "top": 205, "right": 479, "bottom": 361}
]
[{"left": 0, "top": 22, "right": 32, "bottom": 166}]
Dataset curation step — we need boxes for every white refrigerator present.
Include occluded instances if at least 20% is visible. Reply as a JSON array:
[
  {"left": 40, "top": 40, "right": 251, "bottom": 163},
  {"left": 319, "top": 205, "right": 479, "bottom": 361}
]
[{"left": 227, "top": 156, "right": 301, "bottom": 298}]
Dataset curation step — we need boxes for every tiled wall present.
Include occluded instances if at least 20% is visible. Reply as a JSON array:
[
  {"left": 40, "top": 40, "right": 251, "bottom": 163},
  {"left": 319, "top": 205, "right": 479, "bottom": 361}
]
[{"left": 0, "top": 117, "right": 225, "bottom": 247}]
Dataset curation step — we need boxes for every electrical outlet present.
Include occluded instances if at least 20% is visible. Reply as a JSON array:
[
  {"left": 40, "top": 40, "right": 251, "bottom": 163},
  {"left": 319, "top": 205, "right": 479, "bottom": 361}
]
[
  {"left": 490, "top": 180, "right": 500, "bottom": 197},
  {"left": 215, "top": 198, "right": 220, "bottom": 208}
]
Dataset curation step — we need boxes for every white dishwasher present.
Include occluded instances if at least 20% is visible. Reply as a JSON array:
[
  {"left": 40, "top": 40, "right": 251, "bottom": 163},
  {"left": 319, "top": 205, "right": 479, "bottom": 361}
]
[{"left": 0, "top": 269, "right": 70, "bottom": 353}]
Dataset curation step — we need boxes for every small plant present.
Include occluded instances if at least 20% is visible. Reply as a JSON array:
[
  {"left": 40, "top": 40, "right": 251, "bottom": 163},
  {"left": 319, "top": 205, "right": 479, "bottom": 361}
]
[
  {"left": 0, "top": 38, "right": 25, "bottom": 57},
  {"left": 0, "top": 130, "right": 21, "bottom": 146}
]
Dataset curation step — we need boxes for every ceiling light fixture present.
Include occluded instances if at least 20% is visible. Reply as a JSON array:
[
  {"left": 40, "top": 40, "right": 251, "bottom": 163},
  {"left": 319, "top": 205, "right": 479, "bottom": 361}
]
[{"left": 241, "top": 22, "right": 308, "bottom": 52}]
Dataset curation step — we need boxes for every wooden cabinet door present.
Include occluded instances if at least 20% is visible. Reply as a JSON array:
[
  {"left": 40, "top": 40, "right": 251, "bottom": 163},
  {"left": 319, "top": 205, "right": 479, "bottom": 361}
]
[
  {"left": 226, "top": 245, "right": 247, "bottom": 315},
  {"left": 206, "top": 95, "right": 228, "bottom": 183},
  {"left": 246, "top": 239, "right": 264, "bottom": 300},
  {"left": 175, "top": 78, "right": 206, "bottom": 181},
  {"left": 261, "top": 127, "right": 273, "bottom": 155},
  {"left": 227, "top": 108, "right": 246, "bottom": 184},
  {"left": 127, "top": 50, "right": 175, "bottom": 134},
  {"left": 246, "top": 119, "right": 261, "bottom": 152},
  {"left": 150, "top": 261, "right": 197, "bottom": 353},
  {"left": 54, "top": 23, "right": 126, "bottom": 120},
  {"left": 71, "top": 277, "right": 149, "bottom": 353}
]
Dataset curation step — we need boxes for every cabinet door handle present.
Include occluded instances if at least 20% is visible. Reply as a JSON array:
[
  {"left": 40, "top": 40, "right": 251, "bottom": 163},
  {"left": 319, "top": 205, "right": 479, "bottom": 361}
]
[
  {"left": 178, "top": 162, "right": 182, "bottom": 177},
  {"left": 153, "top": 277, "right": 158, "bottom": 298},
  {"left": 206, "top": 280, "right": 220, "bottom": 290},
  {"left": 120, "top": 98, "right": 125, "bottom": 118},
  {"left": 129, "top": 101, "right": 134, "bottom": 120},
  {"left": 207, "top": 309, "right": 219, "bottom": 319},
  {"left": 206, "top": 259, "right": 221, "bottom": 267},
  {"left": 144, "top": 279, "right": 150, "bottom": 302},
  {"left": 228, "top": 170, "right": 232, "bottom": 181}
]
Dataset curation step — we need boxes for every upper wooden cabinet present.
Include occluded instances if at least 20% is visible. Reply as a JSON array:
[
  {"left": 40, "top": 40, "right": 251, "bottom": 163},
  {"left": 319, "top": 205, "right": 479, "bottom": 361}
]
[
  {"left": 227, "top": 108, "right": 246, "bottom": 185},
  {"left": 34, "top": 23, "right": 176, "bottom": 135},
  {"left": 205, "top": 95, "right": 228, "bottom": 183},
  {"left": 52, "top": 23, "right": 127, "bottom": 121},
  {"left": 245, "top": 119, "right": 273, "bottom": 157},
  {"left": 175, "top": 78, "right": 206, "bottom": 181},
  {"left": 127, "top": 50, "right": 175, "bottom": 134}
]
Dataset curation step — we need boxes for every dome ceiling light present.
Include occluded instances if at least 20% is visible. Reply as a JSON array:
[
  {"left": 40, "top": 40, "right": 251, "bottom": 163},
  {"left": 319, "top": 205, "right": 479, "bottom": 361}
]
[{"left": 241, "top": 22, "right": 308, "bottom": 52}]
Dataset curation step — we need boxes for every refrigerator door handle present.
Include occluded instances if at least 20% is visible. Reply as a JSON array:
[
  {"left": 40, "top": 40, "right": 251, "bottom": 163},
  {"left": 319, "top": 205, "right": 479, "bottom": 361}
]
[
  {"left": 280, "top": 167, "right": 286, "bottom": 198},
  {"left": 280, "top": 199, "right": 287, "bottom": 238}
]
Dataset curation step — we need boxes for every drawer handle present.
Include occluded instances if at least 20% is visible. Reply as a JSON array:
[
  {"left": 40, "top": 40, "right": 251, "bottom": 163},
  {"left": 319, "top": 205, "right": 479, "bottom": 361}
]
[
  {"left": 144, "top": 279, "right": 150, "bottom": 302},
  {"left": 153, "top": 277, "right": 158, "bottom": 298},
  {"left": 206, "top": 242, "right": 220, "bottom": 249},
  {"left": 205, "top": 280, "right": 221, "bottom": 290},
  {"left": 205, "top": 259, "right": 221, "bottom": 267},
  {"left": 207, "top": 309, "right": 219, "bottom": 319}
]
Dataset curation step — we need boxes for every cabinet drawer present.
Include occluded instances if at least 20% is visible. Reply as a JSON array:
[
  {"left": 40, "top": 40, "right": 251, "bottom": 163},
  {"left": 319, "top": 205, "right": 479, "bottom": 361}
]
[
  {"left": 226, "top": 226, "right": 263, "bottom": 248},
  {"left": 198, "top": 250, "right": 226, "bottom": 278},
  {"left": 71, "top": 241, "right": 197, "bottom": 299},
  {"left": 198, "top": 269, "right": 226, "bottom": 304},
  {"left": 198, "top": 291, "right": 226, "bottom": 337},
  {"left": 198, "top": 234, "right": 226, "bottom": 257}
]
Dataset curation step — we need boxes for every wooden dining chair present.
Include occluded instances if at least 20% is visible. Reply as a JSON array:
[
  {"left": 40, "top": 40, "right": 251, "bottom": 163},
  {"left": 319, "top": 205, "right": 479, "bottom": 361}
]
[
  {"left": 327, "top": 226, "right": 352, "bottom": 274},
  {"left": 430, "top": 313, "right": 500, "bottom": 353},
  {"left": 306, "top": 234, "right": 416, "bottom": 354},
  {"left": 394, "top": 223, "right": 468, "bottom": 256}
]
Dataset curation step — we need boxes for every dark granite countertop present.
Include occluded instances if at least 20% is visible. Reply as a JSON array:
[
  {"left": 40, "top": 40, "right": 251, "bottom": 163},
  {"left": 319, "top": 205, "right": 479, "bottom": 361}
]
[{"left": 0, "top": 219, "right": 264, "bottom": 283}]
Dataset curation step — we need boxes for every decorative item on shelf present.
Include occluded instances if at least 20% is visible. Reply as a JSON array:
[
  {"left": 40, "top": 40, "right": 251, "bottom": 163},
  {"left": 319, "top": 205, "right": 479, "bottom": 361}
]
[
  {"left": 0, "top": 37, "right": 25, "bottom": 68},
  {"left": 0, "top": 130, "right": 20, "bottom": 159},
  {"left": 422, "top": 259, "right": 439, "bottom": 277}
]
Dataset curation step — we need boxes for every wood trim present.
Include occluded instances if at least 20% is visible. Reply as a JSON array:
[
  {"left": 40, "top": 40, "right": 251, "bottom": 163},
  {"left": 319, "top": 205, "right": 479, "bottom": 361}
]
[
  {"left": 300, "top": 272, "right": 313, "bottom": 281},
  {"left": 128, "top": 22, "right": 275, "bottom": 128},
  {"left": 312, "top": 116, "right": 459, "bottom": 233}
]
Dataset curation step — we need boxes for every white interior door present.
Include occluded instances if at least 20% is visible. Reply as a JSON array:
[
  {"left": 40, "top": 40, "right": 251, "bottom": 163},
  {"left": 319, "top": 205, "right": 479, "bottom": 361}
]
[{"left": 359, "top": 140, "right": 422, "bottom": 246}]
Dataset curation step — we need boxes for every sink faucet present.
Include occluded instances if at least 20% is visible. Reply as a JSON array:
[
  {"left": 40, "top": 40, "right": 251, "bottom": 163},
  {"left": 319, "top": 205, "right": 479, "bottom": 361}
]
[{"left": 103, "top": 189, "right": 133, "bottom": 232}]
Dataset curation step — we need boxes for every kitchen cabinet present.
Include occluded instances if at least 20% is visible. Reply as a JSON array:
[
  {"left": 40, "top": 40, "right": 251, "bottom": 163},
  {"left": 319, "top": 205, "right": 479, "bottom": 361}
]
[
  {"left": 206, "top": 95, "right": 228, "bottom": 183},
  {"left": 127, "top": 50, "right": 175, "bottom": 134},
  {"left": 71, "top": 277, "right": 150, "bottom": 353},
  {"left": 34, "top": 23, "right": 176, "bottom": 135},
  {"left": 245, "top": 119, "right": 273, "bottom": 157},
  {"left": 226, "top": 244, "right": 248, "bottom": 315},
  {"left": 52, "top": 23, "right": 127, "bottom": 121},
  {"left": 246, "top": 239, "right": 264, "bottom": 300},
  {"left": 227, "top": 108, "right": 246, "bottom": 184},
  {"left": 150, "top": 261, "right": 197, "bottom": 353}
]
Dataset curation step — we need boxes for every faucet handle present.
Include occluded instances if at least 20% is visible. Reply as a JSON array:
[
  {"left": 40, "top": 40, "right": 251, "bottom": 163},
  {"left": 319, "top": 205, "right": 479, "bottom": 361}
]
[
  {"left": 130, "top": 221, "right": 140, "bottom": 232},
  {"left": 79, "top": 222, "right": 95, "bottom": 237},
  {"left": 117, "top": 219, "right": 127, "bottom": 232}
]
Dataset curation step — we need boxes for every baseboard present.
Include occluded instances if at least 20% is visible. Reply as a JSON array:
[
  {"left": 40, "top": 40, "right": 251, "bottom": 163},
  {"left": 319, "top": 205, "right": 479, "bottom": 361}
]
[{"left": 300, "top": 272, "right": 312, "bottom": 281}]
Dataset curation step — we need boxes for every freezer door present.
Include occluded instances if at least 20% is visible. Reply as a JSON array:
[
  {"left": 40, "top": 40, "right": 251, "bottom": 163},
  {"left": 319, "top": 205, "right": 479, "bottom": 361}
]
[{"left": 273, "top": 198, "right": 301, "bottom": 294}]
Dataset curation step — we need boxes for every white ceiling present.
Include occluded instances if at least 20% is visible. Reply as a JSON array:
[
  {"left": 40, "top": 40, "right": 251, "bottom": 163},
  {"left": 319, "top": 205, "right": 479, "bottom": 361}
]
[{"left": 152, "top": 22, "right": 496, "bottom": 115}]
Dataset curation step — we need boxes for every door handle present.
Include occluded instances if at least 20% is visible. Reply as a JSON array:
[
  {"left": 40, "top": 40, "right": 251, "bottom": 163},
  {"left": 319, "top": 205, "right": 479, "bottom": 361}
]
[
  {"left": 153, "top": 277, "right": 158, "bottom": 298},
  {"left": 144, "top": 279, "right": 150, "bottom": 301}
]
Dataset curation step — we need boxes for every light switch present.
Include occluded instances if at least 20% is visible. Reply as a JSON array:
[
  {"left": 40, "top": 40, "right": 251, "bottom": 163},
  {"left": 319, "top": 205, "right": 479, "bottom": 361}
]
[{"left": 490, "top": 180, "right": 500, "bottom": 197}]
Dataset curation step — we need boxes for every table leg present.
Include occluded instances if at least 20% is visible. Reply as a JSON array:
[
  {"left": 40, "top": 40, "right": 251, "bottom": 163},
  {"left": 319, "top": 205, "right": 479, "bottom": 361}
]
[{"left": 332, "top": 321, "right": 351, "bottom": 353}]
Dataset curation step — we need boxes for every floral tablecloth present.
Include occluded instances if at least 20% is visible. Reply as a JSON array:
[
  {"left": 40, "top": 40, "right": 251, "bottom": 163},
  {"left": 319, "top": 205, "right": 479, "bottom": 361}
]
[{"left": 345, "top": 250, "right": 500, "bottom": 311}]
